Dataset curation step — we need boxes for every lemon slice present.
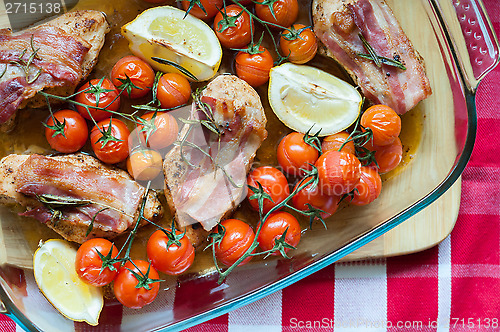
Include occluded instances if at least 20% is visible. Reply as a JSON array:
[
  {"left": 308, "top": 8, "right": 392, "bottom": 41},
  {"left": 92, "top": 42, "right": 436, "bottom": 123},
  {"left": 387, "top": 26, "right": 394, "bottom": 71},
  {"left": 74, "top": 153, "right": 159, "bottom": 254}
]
[
  {"left": 268, "top": 63, "right": 362, "bottom": 136},
  {"left": 122, "top": 6, "right": 222, "bottom": 81},
  {"left": 33, "top": 239, "right": 103, "bottom": 326}
]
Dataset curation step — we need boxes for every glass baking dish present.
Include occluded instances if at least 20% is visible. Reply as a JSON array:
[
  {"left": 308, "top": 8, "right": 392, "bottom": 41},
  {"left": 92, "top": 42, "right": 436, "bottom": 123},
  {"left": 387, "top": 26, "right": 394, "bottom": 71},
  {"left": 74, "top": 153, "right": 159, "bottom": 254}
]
[{"left": 0, "top": 0, "right": 498, "bottom": 330}]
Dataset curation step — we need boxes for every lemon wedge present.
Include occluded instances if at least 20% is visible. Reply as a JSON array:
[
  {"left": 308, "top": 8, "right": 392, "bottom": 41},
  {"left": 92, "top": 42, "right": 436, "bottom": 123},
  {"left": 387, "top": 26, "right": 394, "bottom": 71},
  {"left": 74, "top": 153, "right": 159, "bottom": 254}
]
[
  {"left": 122, "top": 6, "right": 222, "bottom": 81},
  {"left": 33, "top": 239, "right": 103, "bottom": 326},
  {"left": 268, "top": 63, "right": 362, "bottom": 136}
]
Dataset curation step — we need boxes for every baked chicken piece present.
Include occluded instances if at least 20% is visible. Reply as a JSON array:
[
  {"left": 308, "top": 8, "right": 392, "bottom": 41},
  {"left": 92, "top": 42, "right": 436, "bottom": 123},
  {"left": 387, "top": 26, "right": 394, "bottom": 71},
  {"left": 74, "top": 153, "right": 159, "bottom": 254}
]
[
  {"left": 0, "top": 10, "right": 110, "bottom": 129},
  {"left": 312, "top": 0, "right": 432, "bottom": 114},
  {"left": 0, "top": 153, "right": 163, "bottom": 244},
  {"left": 163, "top": 75, "right": 267, "bottom": 248}
]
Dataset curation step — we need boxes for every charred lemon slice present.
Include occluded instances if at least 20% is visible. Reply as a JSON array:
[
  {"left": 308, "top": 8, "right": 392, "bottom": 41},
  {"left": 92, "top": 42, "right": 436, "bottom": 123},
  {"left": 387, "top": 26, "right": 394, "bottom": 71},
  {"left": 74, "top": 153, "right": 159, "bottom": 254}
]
[
  {"left": 268, "top": 63, "right": 362, "bottom": 136},
  {"left": 33, "top": 239, "right": 103, "bottom": 326},
  {"left": 122, "top": 6, "right": 222, "bottom": 81}
]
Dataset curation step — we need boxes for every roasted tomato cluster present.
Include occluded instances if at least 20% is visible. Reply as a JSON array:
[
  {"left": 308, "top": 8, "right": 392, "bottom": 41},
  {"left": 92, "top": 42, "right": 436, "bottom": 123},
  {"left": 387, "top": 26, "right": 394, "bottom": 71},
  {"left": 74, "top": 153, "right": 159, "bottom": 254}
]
[
  {"left": 44, "top": 56, "right": 189, "bottom": 182},
  {"left": 179, "top": 0, "right": 318, "bottom": 87},
  {"left": 76, "top": 224, "right": 196, "bottom": 309},
  {"left": 236, "top": 104, "right": 403, "bottom": 267}
]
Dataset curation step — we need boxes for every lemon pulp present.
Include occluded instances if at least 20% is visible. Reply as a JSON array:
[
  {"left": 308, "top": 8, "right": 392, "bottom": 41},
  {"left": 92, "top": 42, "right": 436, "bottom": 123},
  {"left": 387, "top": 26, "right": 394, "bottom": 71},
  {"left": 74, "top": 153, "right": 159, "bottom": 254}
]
[
  {"left": 269, "top": 63, "right": 362, "bottom": 136},
  {"left": 33, "top": 239, "right": 103, "bottom": 326},
  {"left": 122, "top": 6, "right": 222, "bottom": 81}
]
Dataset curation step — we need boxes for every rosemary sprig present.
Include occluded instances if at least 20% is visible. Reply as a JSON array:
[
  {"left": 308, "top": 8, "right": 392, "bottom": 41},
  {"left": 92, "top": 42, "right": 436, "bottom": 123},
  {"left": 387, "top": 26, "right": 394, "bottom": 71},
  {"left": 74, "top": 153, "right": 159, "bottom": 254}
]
[
  {"left": 10, "top": 34, "right": 42, "bottom": 84},
  {"left": 86, "top": 207, "right": 109, "bottom": 237},
  {"left": 357, "top": 33, "right": 406, "bottom": 70},
  {"left": 151, "top": 57, "right": 198, "bottom": 81},
  {"left": 35, "top": 193, "right": 134, "bottom": 225},
  {"left": 357, "top": 53, "right": 407, "bottom": 70},
  {"left": 0, "top": 65, "right": 6, "bottom": 80}
]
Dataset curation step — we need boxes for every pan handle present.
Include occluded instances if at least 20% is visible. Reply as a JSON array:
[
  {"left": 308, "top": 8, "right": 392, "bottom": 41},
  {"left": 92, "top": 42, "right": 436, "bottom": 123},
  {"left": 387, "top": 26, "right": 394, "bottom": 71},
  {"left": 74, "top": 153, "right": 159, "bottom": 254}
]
[{"left": 430, "top": 0, "right": 500, "bottom": 91}]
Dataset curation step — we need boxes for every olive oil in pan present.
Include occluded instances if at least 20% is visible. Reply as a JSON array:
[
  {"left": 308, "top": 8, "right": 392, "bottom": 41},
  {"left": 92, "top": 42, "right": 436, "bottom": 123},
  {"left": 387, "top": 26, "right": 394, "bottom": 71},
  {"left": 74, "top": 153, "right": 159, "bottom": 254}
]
[{"left": 0, "top": 0, "right": 422, "bottom": 272}]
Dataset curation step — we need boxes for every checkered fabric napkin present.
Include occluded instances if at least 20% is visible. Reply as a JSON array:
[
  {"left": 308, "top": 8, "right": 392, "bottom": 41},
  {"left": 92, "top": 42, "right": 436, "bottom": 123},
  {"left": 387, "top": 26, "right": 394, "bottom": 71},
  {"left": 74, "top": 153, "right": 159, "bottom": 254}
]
[{"left": 1, "top": 0, "right": 499, "bottom": 331}]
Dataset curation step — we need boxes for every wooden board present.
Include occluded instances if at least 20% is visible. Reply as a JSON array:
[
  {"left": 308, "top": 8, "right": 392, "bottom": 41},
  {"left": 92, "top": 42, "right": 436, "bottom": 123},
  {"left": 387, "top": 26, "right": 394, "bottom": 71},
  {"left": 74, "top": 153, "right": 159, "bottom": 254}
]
[{"left": 344, "top": 179, "right": 461, "bottom": 260}]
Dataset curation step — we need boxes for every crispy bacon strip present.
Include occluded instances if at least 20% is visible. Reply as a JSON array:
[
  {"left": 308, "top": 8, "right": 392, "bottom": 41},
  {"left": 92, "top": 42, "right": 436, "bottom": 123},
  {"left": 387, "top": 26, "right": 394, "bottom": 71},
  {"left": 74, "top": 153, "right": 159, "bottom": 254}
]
[
  {"left": 15, "top": 154, "right": 144, "bottom": 234},
  {"left": 313, "top": 0, "right": 431, "bottom": 114},
  {"left": 164, "top": 75, "right": 267, "bottom": 232},
  {"left": 0, "top": 26, "right": 90, "bottom": 123}
]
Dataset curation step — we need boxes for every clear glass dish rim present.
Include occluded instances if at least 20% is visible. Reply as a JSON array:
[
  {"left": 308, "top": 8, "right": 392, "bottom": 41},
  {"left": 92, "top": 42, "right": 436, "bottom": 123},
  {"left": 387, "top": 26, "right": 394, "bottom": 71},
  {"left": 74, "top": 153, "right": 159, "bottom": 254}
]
[{"left": 0, "top": 0, "right": 495, "bottom": 330}]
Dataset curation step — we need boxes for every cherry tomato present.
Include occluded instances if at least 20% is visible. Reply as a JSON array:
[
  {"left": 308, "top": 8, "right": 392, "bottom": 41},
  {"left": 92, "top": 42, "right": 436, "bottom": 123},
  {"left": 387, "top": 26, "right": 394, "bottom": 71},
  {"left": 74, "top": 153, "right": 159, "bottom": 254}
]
[
  {"left": 157, "top": 73, "right": 191, "bottom": 109},
  {"left": 113, "top": 260, "right": 160, "bottom": 309},
  {"left": 214, "top": 219, "right": 255, "bottom": 266},
  {"left": 235, "top": 47, "right": 274, "bottom": 87},
  {"left": 147, "top": 229, "right": 195, "bottom": 275},
  {"left": 315, "top": 150, "right": 361, "bottom": 195},
  {"left": 90, "top": 118, "right": 130, "bottom": 164},
  {"left": 75, "top": 78, "right": 121, "bottom": 121},
  {"left": 361, "top": 105, "right": 401, "bottom": 146},
  {"left": 279, "top": 24, "right": 318, "bottom": 64},
  {"left": 350, "top": 166, "right": 382, "bottom": 206},
  {"left": 257, "top": 211, "right": 301, "bottom": 255},
  {"left": 277, "top": 132, "right": 319, "bottom": 176},
  {"left": 213, "top": 5, "right": 254, "bottom": 49},
  {"left": 45, "top": 109, "right": 88, "bottom": 153},
  {"left": 247, "top": 166, "right": 290, "bottom": 213},
  {"left": 255, "top": 0, "right": 299, "bottom": 28},
  {"left": 181, "top": 0, "right": 222, "bottom": 20},
  {"left": 111, "top": 56, "right": 155, "bottom": 99},
  {"left": 366, "top": 137, "right": 403, "bottom": 174},
  {"left": 136, "top": 111, "right": 179, "bottom": 150},
  {"left": 75, "top": 238, "right": 120, "bottom": 287},
  {"left": 292, "top": 177, "right": 340, "bottom": 219},
  {"left": 127, "top": 149, "right": 163, "bottom": 181},
  {"left": 321, "top": 131, "right": 355, "bottom": 155},
  {"left": 233, "top": 0, "right": 252, "bottom": 4}
]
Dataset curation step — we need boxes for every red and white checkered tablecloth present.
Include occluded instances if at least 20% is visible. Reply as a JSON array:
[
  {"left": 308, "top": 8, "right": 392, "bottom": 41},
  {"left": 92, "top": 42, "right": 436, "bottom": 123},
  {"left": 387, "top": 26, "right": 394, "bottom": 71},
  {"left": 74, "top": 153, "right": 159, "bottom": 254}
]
[{"left": 2, "top": 0, "right": 500, "bottom": 331}]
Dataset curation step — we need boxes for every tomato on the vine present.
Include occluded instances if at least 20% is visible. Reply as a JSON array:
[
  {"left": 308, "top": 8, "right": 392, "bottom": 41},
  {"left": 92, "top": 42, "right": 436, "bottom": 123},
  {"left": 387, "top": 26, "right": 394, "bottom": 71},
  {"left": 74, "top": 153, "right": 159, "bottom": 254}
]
[
  {"left": 45, "top": 109, "right": 88, "bottom": 153},
  {"left": 136, "top": 111, "right": 179, "bottom": 150},
  {"left": 90, "top": 118, "right": 130, "bottom": 164},
  {"left": 321, "top": 131, "right": 355, "bottom": 155},
  {"left": 292, "top": 177, "right": 340, "bottom": 219},
  {"left": 181, "top": 0, "right": 222, "bottom": 20},
  {"left": 157, "top": 73, "right": 191, "bottom": 109},
  {"left": 247, "top": 166, "right": 290, "bottom": 213},
  {"left": 127, "top": 149, "right": 163, "bottom": 181},
  {"left": 277, "top": 132, "right": 319, "bottom": 176},
  {"left": 147, "top": 229, "right": 195, "bottom": 275},
  {"left": 235, "top": 46, "right": 274, "bottom": 87},
  {"left": 75, "top": 238, "right": 120, "bottom": 287},
  {"left": 113, "top": 260, "right": 161, "bottom": 309},
  {"left": 279, "top": 24, "right": 318, "bottom": 64},
  {"left": 255, "top": 0, "right": 299, "bottom": 28},
  {"left": 350, "top": 166, "right": 382, "bottom": 206},
  {"left": 213, "top": 5, "right": 254, "bottom": 49},
  {"left": 214, "top": 219, "right": 255, "bottom": 267},
  {"left": 365, "top": 137, "right": 403, "bottom": 174},
  {"left": 360, "top": 105, "right": 401, "bottom": 146},
  {"left": 257, "top": 211, "right": 301, "bottom": 255},
  {"left": 315, "top": 150, "right": 361, "bottom": 195},
  {"left": 111, "top": 56, "right": 155, "bottom": 99},
  {"left": 75, "top": 78, "right": 121, "bottom": 121}
]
